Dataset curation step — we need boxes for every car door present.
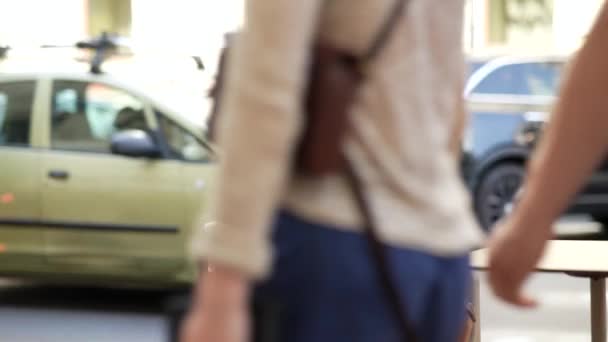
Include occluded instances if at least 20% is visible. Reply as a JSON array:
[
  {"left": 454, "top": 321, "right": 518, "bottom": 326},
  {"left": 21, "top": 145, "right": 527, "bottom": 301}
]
[
  {"left": 466, "top": 61, "right": 564, "bottom": 228},
  {"left": 467, "top": 61, "right": 563, "bottom": 160},
  {"left": 0, "top": 80, "right": 44, "bottom": 271},
  {"left": 41, "top": 79, "right": 186, "bottom": 278},
  {"left": 154, "top": 111, "right": 217, "bottom": 282}
]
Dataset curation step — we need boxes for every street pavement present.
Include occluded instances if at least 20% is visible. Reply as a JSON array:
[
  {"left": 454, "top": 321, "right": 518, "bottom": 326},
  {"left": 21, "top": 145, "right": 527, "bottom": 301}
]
[
  {"left": 479, "top": 217, "right": 603, "bottom": 342},
  {"left": 479, "top": 271, "right": 591, "bottom": 341},
  {"left": 0, "top": 284, "right": 168, "bottom": 342},
  {"left": 0, "top": 217, "right": 605, "bottom": 342}
]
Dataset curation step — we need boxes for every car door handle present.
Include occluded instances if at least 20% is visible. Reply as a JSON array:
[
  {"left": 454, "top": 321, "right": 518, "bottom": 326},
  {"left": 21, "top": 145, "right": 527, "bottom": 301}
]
[{"left": 48, "top": 170, "right": 70, "bottom": 180}]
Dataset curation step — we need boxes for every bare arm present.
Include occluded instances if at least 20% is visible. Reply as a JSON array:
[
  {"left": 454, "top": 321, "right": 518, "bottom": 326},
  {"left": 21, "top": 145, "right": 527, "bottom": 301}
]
[
  {"left": 514, "top": 3, "right": 608, "bottom": 233},
  {"left": 488, "top": 1, "right": 608, "bottom": 306},
  {"left": 181, "top": 0, "right": 324, "bottom": 341}
]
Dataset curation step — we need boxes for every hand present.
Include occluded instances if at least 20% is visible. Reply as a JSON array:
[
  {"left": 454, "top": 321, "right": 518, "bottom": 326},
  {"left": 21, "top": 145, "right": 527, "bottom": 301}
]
[
  {"left": 180, "top": 304, "right": 250, "bottom": 342},
  {"left": 486, "top": 215, "right": 552, "bottom": 307},
  {"left": 180, "top": 264, "right": 251, "bottom": 342}
]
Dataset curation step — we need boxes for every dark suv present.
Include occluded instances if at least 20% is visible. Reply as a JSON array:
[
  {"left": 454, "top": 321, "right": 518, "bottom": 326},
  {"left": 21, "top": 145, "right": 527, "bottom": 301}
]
[{"left": 463, "top": 56, "right": 568, "bottom": 229}]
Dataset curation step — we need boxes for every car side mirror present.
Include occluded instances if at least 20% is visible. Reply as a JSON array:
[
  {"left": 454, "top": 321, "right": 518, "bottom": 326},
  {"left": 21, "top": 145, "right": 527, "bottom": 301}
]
[{"left": 110, "top": 130, "right": 161, "bottom": 158}]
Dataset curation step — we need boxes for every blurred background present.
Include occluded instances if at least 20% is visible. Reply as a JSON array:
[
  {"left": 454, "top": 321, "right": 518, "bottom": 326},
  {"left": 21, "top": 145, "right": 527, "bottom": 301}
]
[
  {"left": 1, "top": 0, "right": 245, "bottom": 128},
  {"left": 464, "top": 0, "right": 601, "bottom": 54},
  {"left": 0, "top": 1, "right": 607, "bottom": 341},
  {"left": 0, "top": 0, "right": 599, "bottom": 53},
  {"left": 0, "top": 0, "right": 601, "bottom": 123}
]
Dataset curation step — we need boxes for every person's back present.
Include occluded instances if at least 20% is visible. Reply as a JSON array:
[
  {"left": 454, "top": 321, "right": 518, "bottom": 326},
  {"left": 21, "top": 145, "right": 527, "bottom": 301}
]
[
  {"left": 183, "top": 1, "right": 483, "bottom": 341},
  {"left": 284, "top": 0, "right": 481, "bottom": 252}
]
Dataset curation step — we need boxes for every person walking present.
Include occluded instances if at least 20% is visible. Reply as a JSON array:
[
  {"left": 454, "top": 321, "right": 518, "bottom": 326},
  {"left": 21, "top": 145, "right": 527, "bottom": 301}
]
[{"left": 182, "top": 1, "right": 483, "bottom": 341}]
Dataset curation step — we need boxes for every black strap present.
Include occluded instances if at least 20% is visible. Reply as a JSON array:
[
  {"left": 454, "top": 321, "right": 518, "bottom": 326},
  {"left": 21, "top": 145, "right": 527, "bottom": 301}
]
[
  {"left": 363, "top": 0, "right": 410, "bottom": 63},
  {"left": 344, "top": 159, "right": 418, "bottom": 342}
]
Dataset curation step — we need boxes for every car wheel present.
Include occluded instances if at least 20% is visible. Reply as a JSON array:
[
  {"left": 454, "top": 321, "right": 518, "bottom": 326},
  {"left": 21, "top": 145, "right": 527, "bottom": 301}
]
[{"left": 475, "top": 162, "right": 525, "bottom": 231}]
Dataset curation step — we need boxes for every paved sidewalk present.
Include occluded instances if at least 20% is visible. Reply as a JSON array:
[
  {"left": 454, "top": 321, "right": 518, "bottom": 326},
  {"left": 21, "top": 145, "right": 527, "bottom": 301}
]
[{"left": 478, "top": 272, "right": 594, "bottom": 342}]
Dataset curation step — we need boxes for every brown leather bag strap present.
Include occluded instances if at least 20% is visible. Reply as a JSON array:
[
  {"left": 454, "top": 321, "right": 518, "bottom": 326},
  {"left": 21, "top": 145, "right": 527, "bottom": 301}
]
[
  {"left": 344, "top": 159, "right": 418, "bottom": 342},
  {"left": 340, "top": 1, "right": 417, "bottom": 341},
  {"left": 362, "top": 0, "right": 410, "bottom": 63}
]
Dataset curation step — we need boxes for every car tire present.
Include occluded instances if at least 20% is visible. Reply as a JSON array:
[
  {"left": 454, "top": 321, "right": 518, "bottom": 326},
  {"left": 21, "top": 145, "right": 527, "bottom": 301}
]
[
  {"left": 164, "top": 291, "right": 192, "bottom": 342},
  {"left": 474, "top": 162, "right": 525, "bottom": 231}
]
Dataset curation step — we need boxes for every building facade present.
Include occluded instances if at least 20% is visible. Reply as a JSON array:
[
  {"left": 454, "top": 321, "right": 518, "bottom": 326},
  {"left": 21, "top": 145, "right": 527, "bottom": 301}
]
[
  {"left": 465, "top": 0, "right": 603, "bottom": 55},
  {"left": 1, "top": 0, "right": 602, "bottom": 56}
]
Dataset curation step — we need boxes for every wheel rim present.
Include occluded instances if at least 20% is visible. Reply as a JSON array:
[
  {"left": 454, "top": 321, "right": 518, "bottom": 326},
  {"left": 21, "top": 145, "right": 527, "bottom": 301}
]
[{"left": 481, "top": 172, "right": 523, "bottom": 227}]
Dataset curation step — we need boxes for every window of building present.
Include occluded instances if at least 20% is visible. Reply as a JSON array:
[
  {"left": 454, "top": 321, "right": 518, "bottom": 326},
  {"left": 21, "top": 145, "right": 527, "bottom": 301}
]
[
  {"left": 87, "top": 0, "right": 132, "bottom": 36},
  {"left": 488, "top": 0, "right": 554, "bottom": 44}
]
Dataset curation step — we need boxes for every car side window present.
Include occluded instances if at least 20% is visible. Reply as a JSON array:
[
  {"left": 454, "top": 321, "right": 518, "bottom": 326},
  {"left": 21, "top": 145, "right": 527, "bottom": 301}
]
[
  {"left": 157, "top": 113, "right": 210, "bottom": 162},
  {"left": 51, "top": 81, "right": 148, "bottom": 153},
  {"left": 472, "top": 62, "right": 563, "bottom": 96},
  {"left": 524, "top": 62, "right": 563, "bottom": 96},
  {"left": 0, "top": 81, "right": 35, "bottom": 147},
  {"left": 472, "top": 64, "right": 529, "bottom": 95}
]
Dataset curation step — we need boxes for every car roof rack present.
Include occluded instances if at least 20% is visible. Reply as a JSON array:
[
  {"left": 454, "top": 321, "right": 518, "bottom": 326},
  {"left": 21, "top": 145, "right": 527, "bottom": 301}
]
[
  {"left": 42, "top": 32, "right": 205, "bottom": 74},
  {"left": 73, "top": 33, "right": 206, "bottom": 73},
  {"left": 192, "top": 56, "right": 205, "bottom": 71},
  {"left": 40, "top": 32, "right": 124, "bottom": 74},
  {"left": 76, "top": 32, "right": 121, "bottom": 74}
]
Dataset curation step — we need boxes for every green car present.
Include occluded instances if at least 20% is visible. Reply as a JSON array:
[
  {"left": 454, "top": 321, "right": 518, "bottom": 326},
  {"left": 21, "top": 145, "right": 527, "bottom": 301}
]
[{"left": 0, "top": 64, "right": 216, "bottom": 289}]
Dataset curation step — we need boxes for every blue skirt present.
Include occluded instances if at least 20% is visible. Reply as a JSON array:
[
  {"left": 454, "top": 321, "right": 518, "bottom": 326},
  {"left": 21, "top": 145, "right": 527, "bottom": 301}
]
[{"left": 254, "top": 210, "right": 471, "bottom": 342}]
